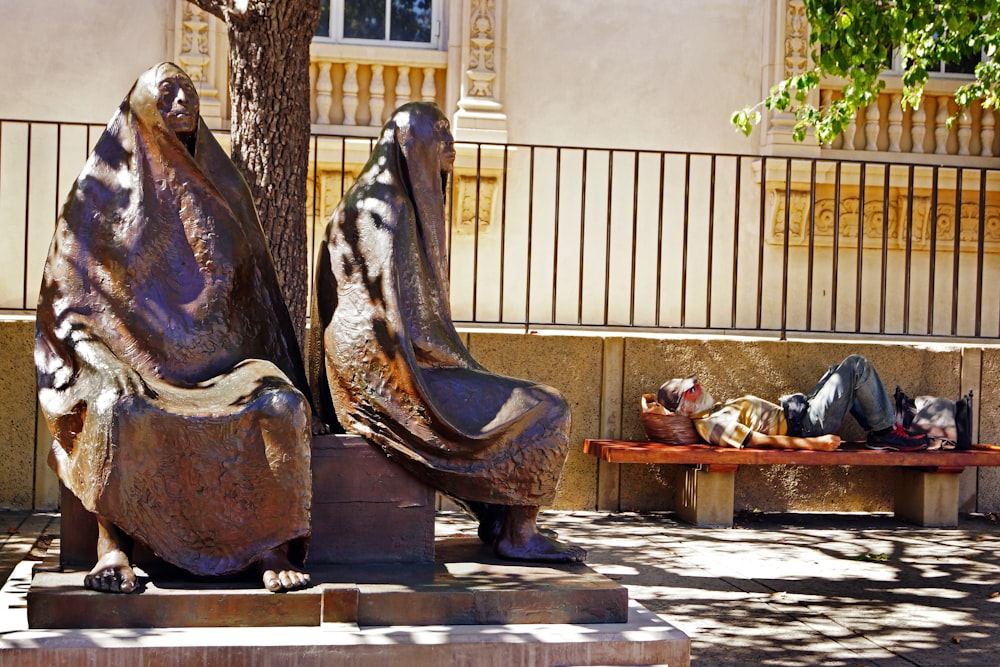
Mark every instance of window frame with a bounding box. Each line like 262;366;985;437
315;0;444;51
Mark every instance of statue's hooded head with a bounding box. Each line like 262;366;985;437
129;62;201;151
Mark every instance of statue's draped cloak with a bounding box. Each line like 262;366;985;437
314;103;570;506
35;64;311;576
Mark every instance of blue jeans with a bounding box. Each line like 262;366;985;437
781;355;895;437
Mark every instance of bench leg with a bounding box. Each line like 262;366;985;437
675;466;735;527
893;469;960;528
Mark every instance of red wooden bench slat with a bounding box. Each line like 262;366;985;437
583;439;1000;468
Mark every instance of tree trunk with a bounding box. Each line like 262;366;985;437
188;0;320;351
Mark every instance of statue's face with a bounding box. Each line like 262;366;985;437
155;72;199;136
434;117;455;174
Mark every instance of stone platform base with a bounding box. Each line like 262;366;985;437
27;538;628;629
3;598;690;667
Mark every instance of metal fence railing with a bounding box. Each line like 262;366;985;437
4;118;999;341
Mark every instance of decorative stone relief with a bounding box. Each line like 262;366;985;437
453;0;507;142
467;0;497;98
175;1;225;123
783;1;808;78
453;174;498;233
306;169;359;223
768;187;1000;251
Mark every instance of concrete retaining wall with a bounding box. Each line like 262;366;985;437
4;314;998;515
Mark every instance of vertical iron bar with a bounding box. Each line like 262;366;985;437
525;146;535;327
806;160;817;332
681;154;691;327
731;156;742;329
903;165;915;335
472;144;483;321
577;149;588;324
629;151;640;326
951;168;963;336
550;147;561;325
706;154;717;329
879;163;890;333
499;145;510;322
976;168;986;337
21;124;32;310
756;156;767;329
603;151;614;325
928;166;940;334
855;162;866;333
780;159;792;339
831;162;842;331
655;153;666;327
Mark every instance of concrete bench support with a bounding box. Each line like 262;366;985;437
893;468;961;527
676;466;736;527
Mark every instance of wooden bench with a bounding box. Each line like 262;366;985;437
583;439;1000;528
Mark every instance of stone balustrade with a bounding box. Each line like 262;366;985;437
821;83;999;158
309;43;448;131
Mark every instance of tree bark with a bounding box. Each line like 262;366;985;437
188;0;320;351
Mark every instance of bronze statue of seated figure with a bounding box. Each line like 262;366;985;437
35;63;313;593
312;102;586;563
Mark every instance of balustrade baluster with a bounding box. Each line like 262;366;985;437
842;111;857;150
864;102;880;150
315;61;333;125
934;96;949;154
911;104;926;153
982;108;996;157
370;64;385;127
396;66;412;105
957;109;972;156
888;94;902;152
421;67;437;103
343;62;359;125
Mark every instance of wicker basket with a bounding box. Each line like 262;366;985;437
640;393;702;444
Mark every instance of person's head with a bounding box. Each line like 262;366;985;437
657;375;714;416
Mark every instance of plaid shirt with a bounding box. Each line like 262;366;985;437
691;396;787;448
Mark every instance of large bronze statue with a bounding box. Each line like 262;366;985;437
35;63;312;593
313;102;585;563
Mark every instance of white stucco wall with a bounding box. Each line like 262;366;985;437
0;0;174;123
502;0;765;152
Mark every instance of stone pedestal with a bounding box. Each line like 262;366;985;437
309;434;435;564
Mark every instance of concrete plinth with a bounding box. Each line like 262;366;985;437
309;434;436;564
4;598;690;667
675;466;736;527
894;468;961;527
27;538;628;629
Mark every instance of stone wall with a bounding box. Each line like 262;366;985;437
4;316;998;515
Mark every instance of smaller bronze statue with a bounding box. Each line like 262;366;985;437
35;63;312;592
313;102;585;563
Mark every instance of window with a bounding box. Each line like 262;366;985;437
887;47;985;78
316;0;441;49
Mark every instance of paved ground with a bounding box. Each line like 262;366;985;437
4;509;999;666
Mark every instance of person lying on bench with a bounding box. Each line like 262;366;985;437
657;354;927;452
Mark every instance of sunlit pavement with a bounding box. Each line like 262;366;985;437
5;510;999;666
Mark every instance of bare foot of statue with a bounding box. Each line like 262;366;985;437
257;544;311;592
85;517;137;593
465;501;558;545
493;505;587;563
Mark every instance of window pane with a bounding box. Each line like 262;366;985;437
316;0;331;37
944;50;981;75
344;0;386;40
389;0;431;43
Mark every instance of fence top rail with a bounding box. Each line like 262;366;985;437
6;117;999;173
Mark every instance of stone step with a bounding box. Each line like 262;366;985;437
27;538;628;629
